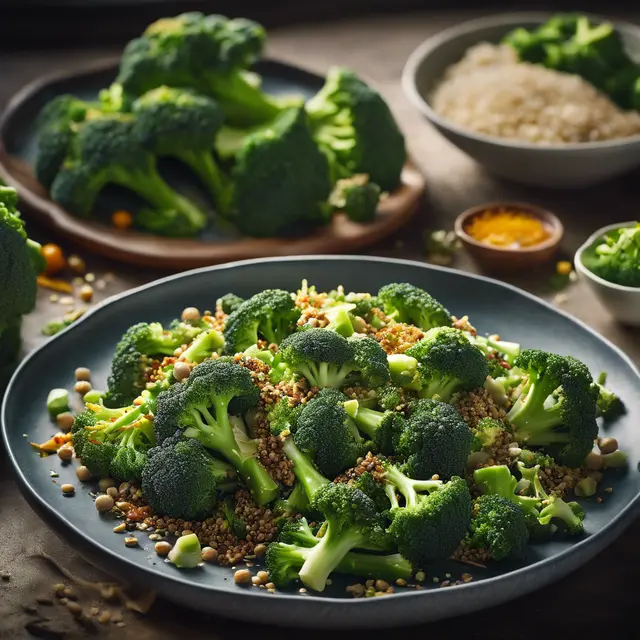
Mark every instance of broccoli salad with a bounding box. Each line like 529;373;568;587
39;281;629;594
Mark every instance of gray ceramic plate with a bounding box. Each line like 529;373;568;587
2;256;639;628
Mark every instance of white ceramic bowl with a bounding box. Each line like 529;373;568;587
402;12;640;188
575;221;640;327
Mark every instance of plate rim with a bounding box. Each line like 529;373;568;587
0;59;423;270
3;254;640;625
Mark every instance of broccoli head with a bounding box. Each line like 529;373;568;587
328;174;382;223
471;417;507;452
404;327;489;401
278;328;389;389
506;349;599;467
217;292;245;315
153;358;278;505
378;282;451;331
594;381;626;421
388;476;472;568
344;400;406;455
297;482;391;592
397;399;473;480
132;86;230;212
142;434;237;520
223;289;299;354
306;67;406;191
469;494;530;561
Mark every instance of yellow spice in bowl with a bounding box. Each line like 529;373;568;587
465;209;551;248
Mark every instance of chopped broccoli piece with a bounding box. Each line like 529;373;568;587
217;293;245;315
506;350;599;467
223;289;299;354
471;417;507;452
328;174;382;223
153;358;278;505
179;328;224;364
344;400;406;454
141;434;236;520
378;282;451;331
168;532;202;569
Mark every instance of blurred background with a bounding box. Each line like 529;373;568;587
1;1;638;50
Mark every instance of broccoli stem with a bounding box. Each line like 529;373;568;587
112;166;207;233
176;149;231;215
507;374;564;437
336;552;412;582
351;406;383;438
186;398;279;506
298;527;364;592
281;436;330;500
387;354;419;388
297;361;353;388
419;378;460;402
384;465;442;508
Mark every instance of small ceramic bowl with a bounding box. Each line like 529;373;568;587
454;201;564;273
575;221;640;327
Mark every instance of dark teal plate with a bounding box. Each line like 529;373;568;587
2;256;639;628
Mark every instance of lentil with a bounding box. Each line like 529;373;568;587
55;412;75;432
57;444;73;462
74;367;91;381
98;611;111;625
74;380;92;396
173;361;191;382
155;541;172;557
98;477;116;491
61;484;75;495
79;284;94;303
234;569;251;585
67;255;86;274
585;451;604;470
124;537;138;548
181;307;201;323
95;494;115;512
597;437;618;455
113;523;126;533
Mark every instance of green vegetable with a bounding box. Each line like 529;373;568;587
345;400;406;455
328;174;381;223
581;224;640;288
47;388;70;417
378;282;451;331
168;532;202;568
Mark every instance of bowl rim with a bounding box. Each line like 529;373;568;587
454;200;564;254
401;11;640;152
575;220;640;292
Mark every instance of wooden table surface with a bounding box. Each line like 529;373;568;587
1;10;639;639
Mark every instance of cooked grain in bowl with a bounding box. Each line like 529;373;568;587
430;43;640;145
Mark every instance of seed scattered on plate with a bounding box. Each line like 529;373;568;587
61;484;75;495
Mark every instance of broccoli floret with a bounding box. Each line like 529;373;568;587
50;114;207;237
141;434;236;520
153;358;278;505
73;402;155;482
404;327;489;402
179;328;224;364
373;384;405;411
266;517;412;589
34;95;91;189
116;13;294;126
378;283;451;331
506;350;599;467
379;459;443;509
469;494;530;561
470;334;521;366
297;482;391;592
217;292;245;315
167;532;202;569
221;496;248;539
104;321;202;407
594;382;626;421
328;174;382;223
471;417;507;452
0;186;43;336
306;67;406;191
397;399;473;480
518;448;556;468
278;328;389;389
473;465;541;519
132;86;230;212
223;289;299;354
344;400;406;455
0;318;22;365
273;482;312;518
388;476;472;568
225;108;333;237
581;224;640;288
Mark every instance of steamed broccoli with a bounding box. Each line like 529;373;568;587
0;186;44;353
328;174;382;223
506;350;599;467
397;399;473;480
153;358;278;505
141;434;236;520
297;482;391;591
473;465;542;519
266;517;412;588
116;13;295;126
388;476;472;567
50;114;208;236
581;224;640;288
104;321;202;407
379;459;443;508
278;328;389;389
223;289;299;354
344;400;406;454
378;283;451;330
306;67;406;191
594;379;626;421
404;327;489;401
217;292;245;315
224;107;333;237
469;494;530;561
471;417;507;452
179;328;224;364
132;86;230;212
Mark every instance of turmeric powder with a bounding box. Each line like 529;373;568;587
466;208;550;248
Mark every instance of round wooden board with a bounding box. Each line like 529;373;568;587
0;58;426;271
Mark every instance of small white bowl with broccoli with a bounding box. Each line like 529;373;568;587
575;221;640;326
